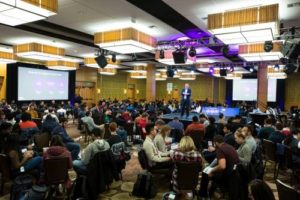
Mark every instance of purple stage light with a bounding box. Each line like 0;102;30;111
209;67;214;73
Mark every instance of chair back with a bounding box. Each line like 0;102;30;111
44;157;69;185
83;123;92;134
124;122;134;137
189;131;204;150
138;149;150;170
176;162;201;190
262;139;277;162
111;142;125;158
0;154;11;182
284;146;294;169
34;133;50;150
276;179;300;200
170;129;183;143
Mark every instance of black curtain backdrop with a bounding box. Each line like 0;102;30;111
225;79;285;110
6;62;75;104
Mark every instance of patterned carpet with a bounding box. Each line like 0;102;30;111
1;121;298;199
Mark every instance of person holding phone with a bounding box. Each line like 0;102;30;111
4;133;42;177
180;83;192;118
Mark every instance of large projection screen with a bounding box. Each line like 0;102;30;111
233;79;277;102
18;67;69;101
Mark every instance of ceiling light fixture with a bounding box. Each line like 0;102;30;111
0;50;16;63
47;60;78;71
98;68;117;75
14;43;64;61
94;28;156;54
207;4;279;44
188;46;197;57
0;0;58;26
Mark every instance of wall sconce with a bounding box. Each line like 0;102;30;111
97;88;101;94
168;90;171;94
123;89;127;94
136;89;140;94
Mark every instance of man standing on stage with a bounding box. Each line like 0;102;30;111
181;83;192;118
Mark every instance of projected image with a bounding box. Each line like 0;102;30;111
233;79;277;102
18;67;69;101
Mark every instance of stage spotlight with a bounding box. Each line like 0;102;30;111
209;67;214;74
94;54;107;68
264;41;273;52
221;45;229;56
159;49;165;59
191;70;195;74
172;49;186;64
188;46;197;57
229;65;234;72
166;67;175;78
111;54;116;63
249;67;254;72
274;64;280;71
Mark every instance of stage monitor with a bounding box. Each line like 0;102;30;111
18;67;69;101
232;79;277;102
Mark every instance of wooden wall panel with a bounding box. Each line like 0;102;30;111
285;73;300;110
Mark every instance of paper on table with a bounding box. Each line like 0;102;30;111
203;166;213;174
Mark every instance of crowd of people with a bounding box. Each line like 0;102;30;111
0;98;299;199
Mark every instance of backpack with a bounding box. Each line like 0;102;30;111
21;185;48;200
71;175;88;200
131;172;157;199
10;174;34;200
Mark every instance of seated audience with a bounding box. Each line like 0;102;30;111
167;117;184;134
52;118;80;160
137;112;149;139
199;135;240;198
154;125;171;153
19;112;38;131
204;117;217;142
27;104;39;119
249;179;275;200
0;122;13;153
268;122;286;144
116;125;128;144
107;122;122;147
4;133;42;177
242;125;257;153
223;124;236;147
81;111;102;134
199;113;209;128
287;128;300;168
73;129;109;174
143;123;171;168
170;136;202;193
41;115;59;133
42;108;59;123
6;112;16;126
235;129;252;166
185;116;205;136
217;113;226;124
258;118;275;140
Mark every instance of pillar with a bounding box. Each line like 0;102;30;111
213;77;220;105
257;63;268;112
146;64;156;101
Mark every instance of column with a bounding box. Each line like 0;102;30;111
146;64;156;101
213;77;220;105
257;63;268;112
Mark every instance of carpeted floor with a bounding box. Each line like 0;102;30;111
1;121;297;199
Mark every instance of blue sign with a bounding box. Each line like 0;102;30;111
202;107;240;117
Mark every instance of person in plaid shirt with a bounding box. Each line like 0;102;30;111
170;136;203;193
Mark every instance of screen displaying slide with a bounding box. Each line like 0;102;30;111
18;67;69;101
233;79;277;102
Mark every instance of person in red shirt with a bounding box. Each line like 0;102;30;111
19;112;38;130
137;113;149;139
185;116;205;136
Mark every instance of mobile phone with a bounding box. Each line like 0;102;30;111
208;141;212;147
20;166;25;173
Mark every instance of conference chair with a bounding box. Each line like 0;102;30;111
262;139;279;179
137;149;169;174
33;132;50;153
176;162;202;198
276;179;300;200
44;157;70;199
189;130;204;151
124;122;134;141
0;154;11;195
103;123;111;140
284;146;300;184
83;123;93;144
